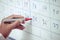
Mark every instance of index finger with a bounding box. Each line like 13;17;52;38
1;14;24;24
7;14;24;19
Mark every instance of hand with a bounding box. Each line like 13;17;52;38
0;15;25;38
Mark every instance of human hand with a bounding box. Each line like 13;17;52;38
0;15;25;38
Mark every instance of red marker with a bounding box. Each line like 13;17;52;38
3;18;32;23
25;18;32;21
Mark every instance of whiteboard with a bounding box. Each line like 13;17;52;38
0;0;60;40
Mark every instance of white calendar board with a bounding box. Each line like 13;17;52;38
0;0;60;40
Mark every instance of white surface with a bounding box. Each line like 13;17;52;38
0;0;60;40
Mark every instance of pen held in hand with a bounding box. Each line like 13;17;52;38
3;18;32;24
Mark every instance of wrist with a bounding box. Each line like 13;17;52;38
0;28;11;38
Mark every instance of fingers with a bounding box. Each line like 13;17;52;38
7;14;24;19
1;14;24;24
10;20;20;27
9;20;25;30
15;25;25;30
1;14;25;30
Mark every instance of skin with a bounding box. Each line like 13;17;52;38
0;15;25;38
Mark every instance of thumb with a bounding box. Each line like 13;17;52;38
10;20;20;29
